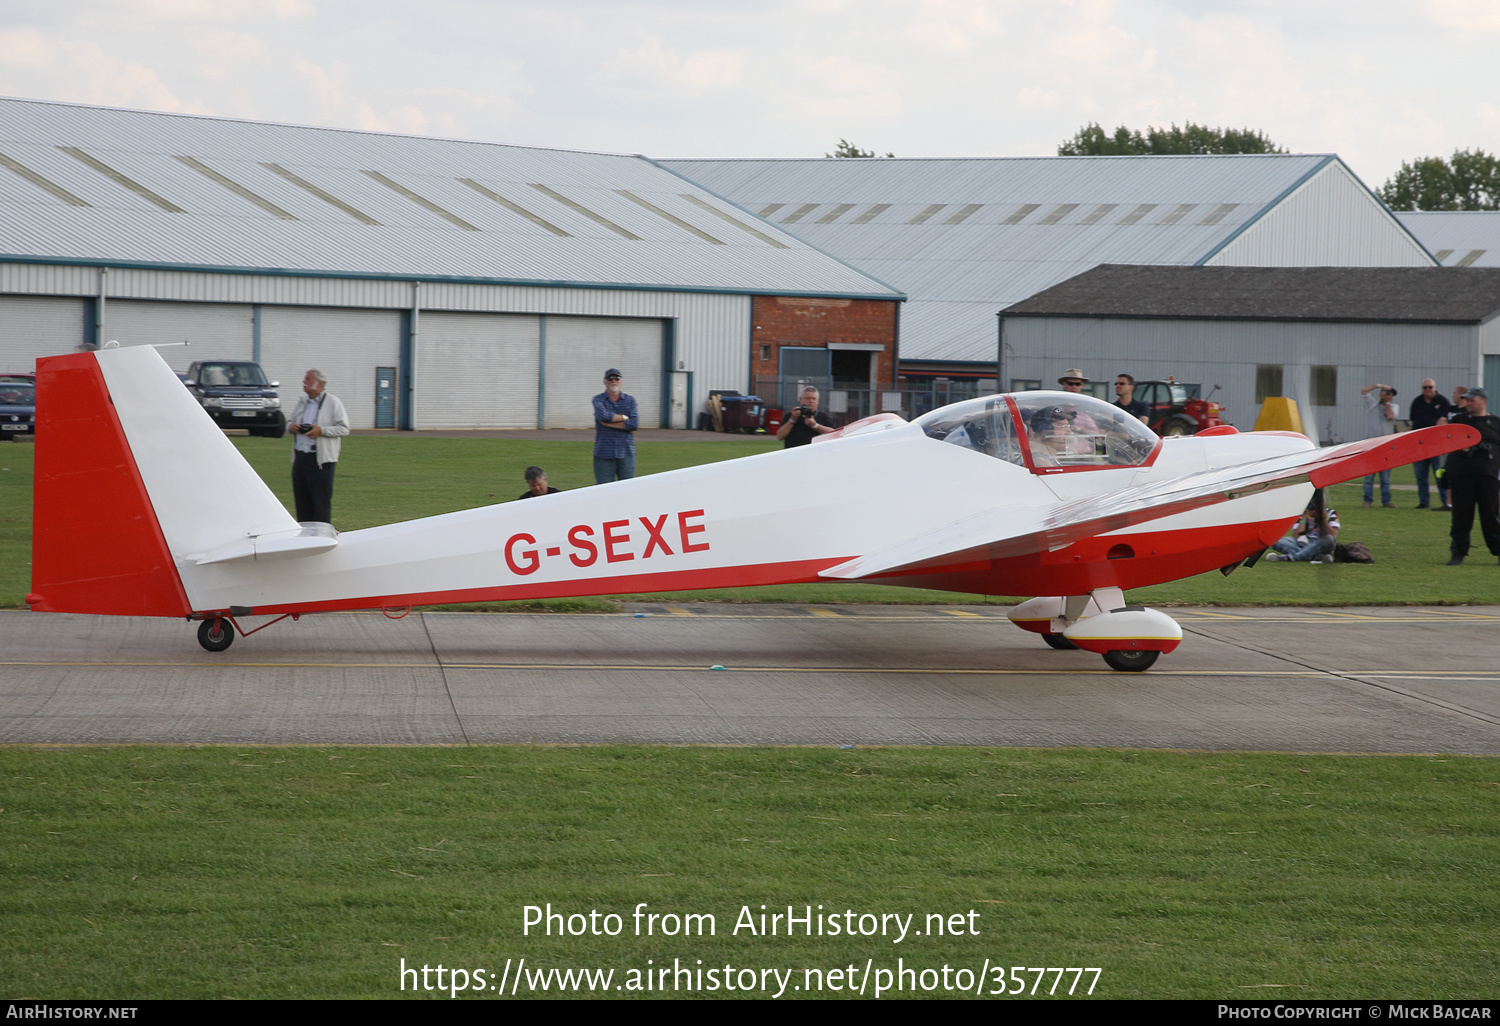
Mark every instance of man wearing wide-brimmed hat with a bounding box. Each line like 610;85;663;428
1057;368;1090;391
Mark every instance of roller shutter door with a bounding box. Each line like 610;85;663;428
105;300;253;374
416;312;541;428
259;307;402;431
0;296;85;374
543;316;662;429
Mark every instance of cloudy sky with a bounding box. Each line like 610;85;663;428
1;0;1495;188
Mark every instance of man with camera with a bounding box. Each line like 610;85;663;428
288;368;350;525
1442;386;1500;565
776;386;835;448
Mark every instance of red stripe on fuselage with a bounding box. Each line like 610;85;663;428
28;354;190;616
859;518;1295;596
195;557;847;618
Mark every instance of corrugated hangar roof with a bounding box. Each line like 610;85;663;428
1002;264;1500;324
659;154;1418;363
0;97;900;299
1397;211;1500;267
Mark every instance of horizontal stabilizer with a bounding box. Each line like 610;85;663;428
822;424;1479;581
196;523;339;565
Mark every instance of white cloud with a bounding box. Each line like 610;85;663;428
605;37;745;92
0;29;207;113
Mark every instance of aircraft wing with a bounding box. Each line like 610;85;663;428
820;424;1479;580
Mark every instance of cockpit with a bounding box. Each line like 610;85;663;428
914;392;1159;472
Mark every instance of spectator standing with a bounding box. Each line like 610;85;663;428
776;386;835;448
592;368;638;484
1443;387;1500;565
1360;383;1398;507
518;466;561;500
288;369;349;524
1112;373;1149;424
1057;369;1101;435
1409;378;1454;509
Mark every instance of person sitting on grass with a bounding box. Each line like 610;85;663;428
1265;489;1339;562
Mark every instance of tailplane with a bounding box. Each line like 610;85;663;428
29;346;299;616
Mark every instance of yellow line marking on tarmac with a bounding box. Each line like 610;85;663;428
3;660;1497;680
664;606;694;617
808;608;842;618
940;610;984;618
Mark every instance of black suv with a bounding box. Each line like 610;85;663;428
183;361;286;437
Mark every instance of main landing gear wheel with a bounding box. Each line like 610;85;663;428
197;618;234;652
1103;649;1158;672
1041;632;1077;650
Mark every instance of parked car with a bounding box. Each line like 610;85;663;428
182;360;285;437
1134;379;1226;436
0;379;35;440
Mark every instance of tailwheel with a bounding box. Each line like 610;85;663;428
1041;632;1077;650
1102;649;1158;672
197;617;234;652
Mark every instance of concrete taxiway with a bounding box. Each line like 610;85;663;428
1;605;1497;753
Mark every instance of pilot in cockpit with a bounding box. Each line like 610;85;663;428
1028;407;1075;467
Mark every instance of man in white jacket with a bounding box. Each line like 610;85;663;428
287;369;350;524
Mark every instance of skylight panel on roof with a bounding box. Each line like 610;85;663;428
60;146;184;213
1000;204;1040;225
908;204;946;224
943;204;983;225
1456;249;1486;266
679;194;789;248
262;163;380;225
816;203;855;224
457;179;570;236
174;155;295;220
1434;249;1454;263
1037;204;1079;225
0;150;90;207
364;171;479;231
757;203;784;217
1156;203;1196;225
781;203;819;223
1077;204;1117;226
852;203;890;224
615;190;724;244
528;183;642;240
1115;204;1156;225
1197;203;1238;225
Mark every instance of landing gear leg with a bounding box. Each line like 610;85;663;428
197;617;234;652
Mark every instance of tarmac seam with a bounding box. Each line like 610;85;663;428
421;612;471;746
1181;624;1500;729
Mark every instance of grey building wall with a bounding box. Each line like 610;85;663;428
1000;315;1473;444
0;262;755;429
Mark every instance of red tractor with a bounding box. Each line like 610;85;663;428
1134;379;1226;436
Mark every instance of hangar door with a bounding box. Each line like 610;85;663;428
542;316;663;429
416;312;541;429
105;300;254;373
0;296;85;374
259;307;402;431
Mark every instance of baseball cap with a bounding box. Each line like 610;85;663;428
604;368;622;380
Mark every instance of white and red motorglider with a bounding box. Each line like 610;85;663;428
29;346;1478;671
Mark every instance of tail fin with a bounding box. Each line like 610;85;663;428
29;346;298;616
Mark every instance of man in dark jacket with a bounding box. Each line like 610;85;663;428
1410;378;1454;509
1443;387;1500;565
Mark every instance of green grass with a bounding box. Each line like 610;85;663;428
3;436;1496;609
2;745;1496;999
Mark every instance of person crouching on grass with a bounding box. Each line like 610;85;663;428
1265;489;1339;562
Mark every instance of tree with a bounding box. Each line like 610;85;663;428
826;138;893;158
1057;121;1286;156
1377;149;1500;211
